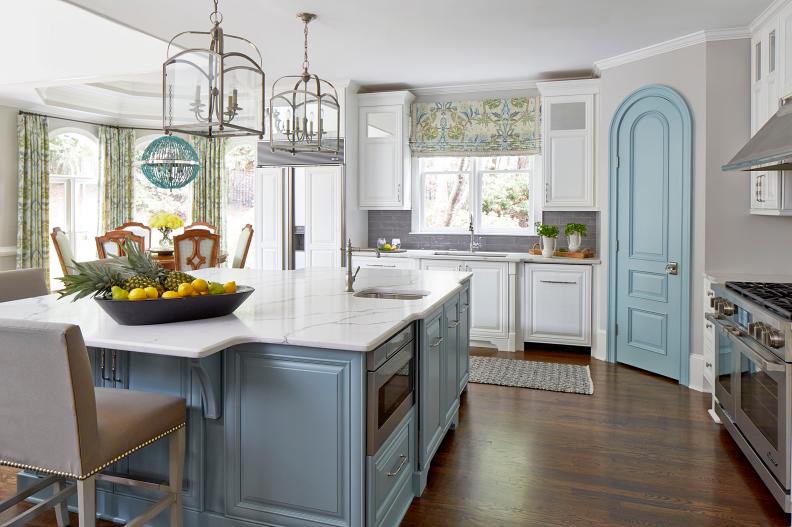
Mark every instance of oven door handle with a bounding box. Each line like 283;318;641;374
705;313;786;373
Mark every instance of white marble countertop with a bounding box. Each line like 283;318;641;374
705;271;792;284
0;268;471;358
352;248;600;265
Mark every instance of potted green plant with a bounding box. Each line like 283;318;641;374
564;223;587;252
535;222;559;257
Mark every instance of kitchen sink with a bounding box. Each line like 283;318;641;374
353;288;430;300
432;251;507;257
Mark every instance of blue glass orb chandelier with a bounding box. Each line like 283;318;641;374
138;135;200;189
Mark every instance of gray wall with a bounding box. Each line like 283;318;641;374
0;105;18;271
368;210;598;253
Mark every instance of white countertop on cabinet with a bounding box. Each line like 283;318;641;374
705;271;792;284
353;249;600;264
0;268;471;358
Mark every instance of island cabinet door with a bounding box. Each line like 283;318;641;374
418;307;444;470
224;346;364;527
457;281;471;394
443;293;460;426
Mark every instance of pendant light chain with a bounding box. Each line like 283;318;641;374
210;0;223;24
302;18;310;75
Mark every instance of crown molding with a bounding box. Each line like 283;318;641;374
750;0;789;32
594;28;751;74
409;79;539;97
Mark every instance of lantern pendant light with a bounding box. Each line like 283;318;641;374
162;0;266;138
269;13;340;155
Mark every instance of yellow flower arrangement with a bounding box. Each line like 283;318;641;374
149;212;184;230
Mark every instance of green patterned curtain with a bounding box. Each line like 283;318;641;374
191;136;227;250
99;126;135;232
410;96;541;156
16;113;50;277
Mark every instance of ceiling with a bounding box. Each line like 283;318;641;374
0;0;773;124
62;0;772;88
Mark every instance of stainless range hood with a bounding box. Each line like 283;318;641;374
724;99;792;172
257;139;344;167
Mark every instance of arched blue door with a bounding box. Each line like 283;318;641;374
608;85;692;383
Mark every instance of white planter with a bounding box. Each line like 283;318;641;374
568;232;582;252
541;237;556;258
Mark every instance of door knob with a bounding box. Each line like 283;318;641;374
665;262;678;275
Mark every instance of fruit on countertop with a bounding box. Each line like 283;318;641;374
383;243;392;251
111;286;129;301
177;283;195;297
208;282;225;295
128;288;148;301
164;270;196;292
144;286;159;299
223;281;237;294
161;291;180;299
192;278;208;293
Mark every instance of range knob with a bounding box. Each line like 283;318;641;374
712;298;736;316
767;329;785;349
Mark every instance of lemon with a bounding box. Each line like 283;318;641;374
223;281;237;294
161;291;180;299
144;286;159;299
128;288;148;301
192;278;208;293
383;243;392;250
177;283;195;297
208;283;225;295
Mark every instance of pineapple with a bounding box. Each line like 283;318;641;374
57;260;126;301
114;240;166;294
163;270;196;292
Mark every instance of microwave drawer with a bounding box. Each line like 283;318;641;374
368;323;415;371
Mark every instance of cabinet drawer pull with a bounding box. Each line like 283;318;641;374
100;350;111;381
369;263;396;268
387;454;408;477
539;280;577;285
448;320;459;329
430;337;444;349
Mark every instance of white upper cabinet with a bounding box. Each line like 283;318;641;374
536;79;598;210
749;7;792;215
357;91;414;210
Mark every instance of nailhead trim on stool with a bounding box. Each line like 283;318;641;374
0;422;185;480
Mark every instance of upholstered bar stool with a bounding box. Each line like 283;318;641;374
0;269;48;303
0;319;187;527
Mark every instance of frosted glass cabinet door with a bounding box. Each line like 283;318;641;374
541;94;595;210
358;105;406;209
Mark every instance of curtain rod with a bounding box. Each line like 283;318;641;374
18;110;165;133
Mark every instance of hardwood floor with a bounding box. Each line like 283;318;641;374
1;347;789;527
400;347;790;527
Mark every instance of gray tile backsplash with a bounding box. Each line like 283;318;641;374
368;210;599;254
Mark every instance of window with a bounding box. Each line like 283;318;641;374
48;130;100;281
225;141;257;267
132;135;191;246
414;155;540;235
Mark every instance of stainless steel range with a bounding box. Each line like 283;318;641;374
708;281;792;512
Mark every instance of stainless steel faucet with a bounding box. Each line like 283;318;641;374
345;239;380;292
468;214;481;253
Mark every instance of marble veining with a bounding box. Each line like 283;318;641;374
0;268;471;357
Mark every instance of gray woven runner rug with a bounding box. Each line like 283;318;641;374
468;356;594;395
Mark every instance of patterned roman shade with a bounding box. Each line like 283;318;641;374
410;96;541;157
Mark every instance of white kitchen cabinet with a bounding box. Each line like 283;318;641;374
522;263;591;346
255;167;283;270
352;255;417;270
420;259;518;351
304;166;342;267
358;91;414;210
536;79;599;210
750;15;792;215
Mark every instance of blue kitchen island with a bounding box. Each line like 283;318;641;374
0;267;471;527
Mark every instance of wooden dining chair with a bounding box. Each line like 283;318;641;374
173;229;219;271
231;224;254;268
51;227;77;276
116;222;152;249
183;221;217;234
95;231;145;259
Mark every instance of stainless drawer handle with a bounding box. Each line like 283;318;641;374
539;280;577;285
448;320;459;329
387;454;408;477
369;264;396;268
430;337;444;349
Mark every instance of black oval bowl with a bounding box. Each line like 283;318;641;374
95;286;255;326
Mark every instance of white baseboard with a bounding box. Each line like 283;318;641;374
688;354;705;392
